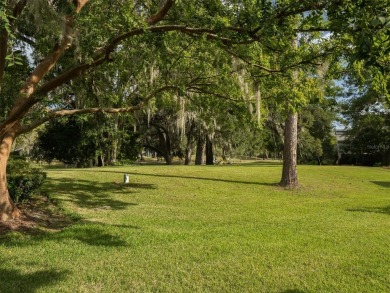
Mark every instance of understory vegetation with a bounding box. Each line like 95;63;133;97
7;157;46;203
1;163;389;292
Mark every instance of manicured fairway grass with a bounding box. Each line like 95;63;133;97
1;163;390;292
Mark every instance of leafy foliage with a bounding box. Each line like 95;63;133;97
344;113;390;166
298;104;337;165
32;115;141;167
7;157;47;203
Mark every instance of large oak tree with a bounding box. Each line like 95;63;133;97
0;0;178;220
0;0;388;220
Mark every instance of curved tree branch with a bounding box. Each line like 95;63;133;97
0;0;89;136
146;0;175;25
36;24;258;98
1;0;176;137
222;46;282;73
17;85;181;135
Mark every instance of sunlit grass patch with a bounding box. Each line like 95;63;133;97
1;164;389;292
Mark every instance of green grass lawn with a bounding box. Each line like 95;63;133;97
1;163;390;292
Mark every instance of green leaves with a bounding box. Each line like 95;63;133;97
5;54;24;67
0;0;12;33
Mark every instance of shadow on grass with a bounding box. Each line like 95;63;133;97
0;267;68;293
371;181;390;188
347;205;390;215
0;220;139;248
53;223;137;247
0;195;75;236
59;169;278;187
231;160;283;167
126;171;278;186
0;174;148;247
45;177;156;210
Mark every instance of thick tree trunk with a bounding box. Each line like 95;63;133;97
383;150;390;166
97;154;105;167
164;132;172;165
0;132;21;220
159;130;172;165
195;136;205;165
205;136;214;165
184;147;192;165
164;154;173;165
184;122;195;165
111;113;119;164
279;112;299;187
150;126;173;165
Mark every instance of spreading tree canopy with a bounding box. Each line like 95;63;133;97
0;0;388;220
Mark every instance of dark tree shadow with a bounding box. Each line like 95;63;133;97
127;171;277;186
61;169;278;187
0;196;75;236
0;268;68;293
0;220;140;248
371;181;390;188
52;224;135;247
1;175;149;236
347;205;390;215
232;161;283;167
45;177;156;210
1;184;141;248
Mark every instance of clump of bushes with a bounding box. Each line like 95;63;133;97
7;156;47;203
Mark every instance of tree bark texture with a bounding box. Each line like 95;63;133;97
184;121;195;165
279;112;299;187
205;136;214;165
383;150;390;166
195;136;205;165
184;146;192;165
156;127;172;165
111;113;119;164
0;131;21;220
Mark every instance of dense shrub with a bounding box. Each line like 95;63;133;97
32;115;142;167
7;157;47;203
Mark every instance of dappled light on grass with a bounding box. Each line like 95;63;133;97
44;177;155;210
0;165;389;292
